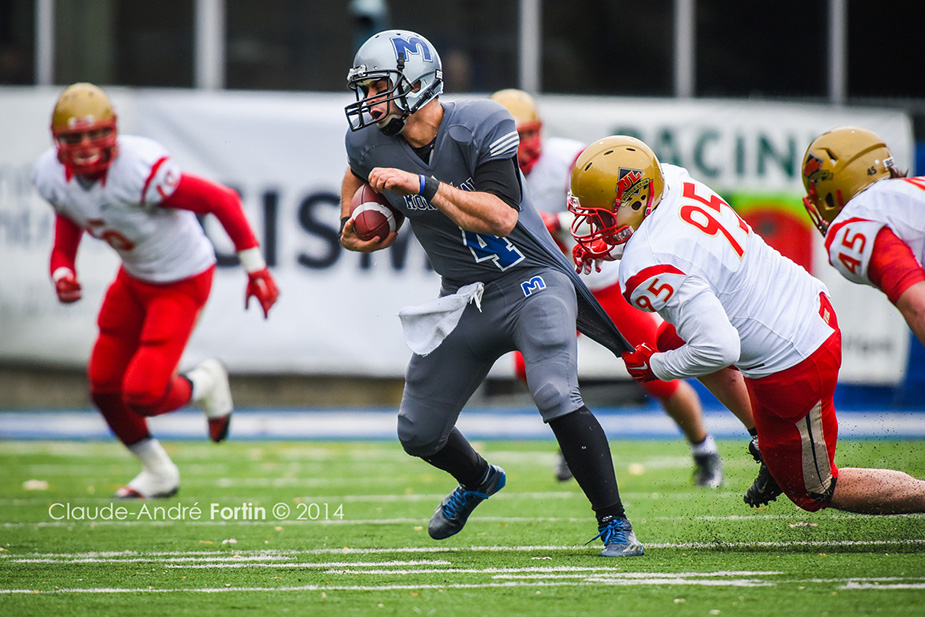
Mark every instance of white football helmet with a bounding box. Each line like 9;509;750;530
345;29;443;136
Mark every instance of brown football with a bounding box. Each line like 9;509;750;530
350;184;404;241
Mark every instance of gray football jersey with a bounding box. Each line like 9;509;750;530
345;99;630;354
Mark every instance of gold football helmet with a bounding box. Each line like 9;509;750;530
490;88;541;130
568;135;665;253
801;126;896;235
491;88;543;174
51;82;118;175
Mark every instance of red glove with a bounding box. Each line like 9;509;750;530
53;269;82;304
621;343;657;383
572;239;616;275
245;268;279;319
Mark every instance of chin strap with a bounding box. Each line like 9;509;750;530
379;114;407;136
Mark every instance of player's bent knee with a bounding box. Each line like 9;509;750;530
784;480;836;512
643;377;680;400
532;382;571;418
123;388;167;417
396;414;444;457
656;322;685;352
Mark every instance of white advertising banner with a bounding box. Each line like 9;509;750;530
0;87;914;383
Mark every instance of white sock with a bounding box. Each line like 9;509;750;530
127;438;176;475
690;434;717;456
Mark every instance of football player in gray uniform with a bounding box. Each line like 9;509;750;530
340;30;644;557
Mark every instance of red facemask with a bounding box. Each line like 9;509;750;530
517;122;543;174
53;118;118;177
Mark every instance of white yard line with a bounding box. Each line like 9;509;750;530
5;538;924;561
7;573;925;594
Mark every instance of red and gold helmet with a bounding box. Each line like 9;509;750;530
51;83;118;176
801;126;895;235
490;88;543;174
567;135;664;254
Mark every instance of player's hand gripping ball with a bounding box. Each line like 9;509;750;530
350;184;404;242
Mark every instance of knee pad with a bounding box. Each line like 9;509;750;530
122;380;170;417
532;381;571;419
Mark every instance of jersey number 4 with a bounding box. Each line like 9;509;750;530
462;230;525;270
679;183;749;258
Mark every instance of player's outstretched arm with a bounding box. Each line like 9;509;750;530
162;173;279;318
896;281;925;346
866;227;925;346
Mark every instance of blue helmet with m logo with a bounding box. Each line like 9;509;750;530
346;29;444;135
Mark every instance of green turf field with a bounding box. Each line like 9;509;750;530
2;438;924;616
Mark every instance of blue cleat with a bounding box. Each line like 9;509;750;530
428;465;506;540
590;516;645;557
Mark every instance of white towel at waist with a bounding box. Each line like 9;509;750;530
397;282;485;356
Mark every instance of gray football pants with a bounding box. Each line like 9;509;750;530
397;266;584;457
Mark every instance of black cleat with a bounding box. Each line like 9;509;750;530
428;465;506;540
744;437;783;507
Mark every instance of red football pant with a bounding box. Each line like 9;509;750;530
514;282;680;400
658;294;841;511
89;266;214;446
745;325;841;512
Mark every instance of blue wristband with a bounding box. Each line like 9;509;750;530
419;174;427;195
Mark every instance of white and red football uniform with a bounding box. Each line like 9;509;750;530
33;135;260;447
516;137;679;399
823;176;925;304
34;136;217;283
526;137;585;213
619;165;841;511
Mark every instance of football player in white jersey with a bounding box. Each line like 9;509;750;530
32;83;280;499
491;88;755;488
801;126;925;345
569;135;925;515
